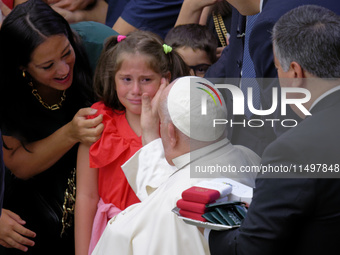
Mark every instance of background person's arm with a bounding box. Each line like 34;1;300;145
112;16;137;35
175;0;218;26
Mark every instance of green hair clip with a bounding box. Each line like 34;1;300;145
163;44;172;54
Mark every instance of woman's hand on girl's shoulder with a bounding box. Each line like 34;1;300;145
68;107;104;145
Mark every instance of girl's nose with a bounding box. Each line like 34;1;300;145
131;81;142;95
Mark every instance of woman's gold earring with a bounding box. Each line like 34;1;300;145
22;71;26;78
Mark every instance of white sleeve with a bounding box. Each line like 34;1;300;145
122;138;177;201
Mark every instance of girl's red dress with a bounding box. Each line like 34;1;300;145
89;101;141;209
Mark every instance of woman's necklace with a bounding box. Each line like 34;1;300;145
29;81;66;110
213;13;228;47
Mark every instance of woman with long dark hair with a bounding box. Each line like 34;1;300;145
0;0;103;253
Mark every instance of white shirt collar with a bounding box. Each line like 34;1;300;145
309;85;340;111
260;0;264;12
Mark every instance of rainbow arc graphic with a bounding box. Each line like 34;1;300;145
196;82;222;115
196;82;222;106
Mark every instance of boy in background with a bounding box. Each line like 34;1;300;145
165;24;218;77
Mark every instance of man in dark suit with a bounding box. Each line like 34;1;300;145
206;0;340;157
246;0;340;137
205;6;276;157
208;5;340;255
205;6;245;80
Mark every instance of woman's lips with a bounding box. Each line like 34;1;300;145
54;72;70;83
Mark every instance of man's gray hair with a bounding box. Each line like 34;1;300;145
272;5;340;78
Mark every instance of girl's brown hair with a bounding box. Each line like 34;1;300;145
93;30;190;110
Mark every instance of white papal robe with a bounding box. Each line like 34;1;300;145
92;138;260;255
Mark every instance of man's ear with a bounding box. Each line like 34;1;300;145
167;122;177;148
289;61;305;87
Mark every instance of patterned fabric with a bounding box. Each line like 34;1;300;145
241;14;261;118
